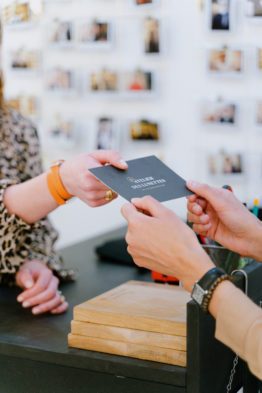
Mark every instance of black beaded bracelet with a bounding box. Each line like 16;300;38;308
202;274;232;313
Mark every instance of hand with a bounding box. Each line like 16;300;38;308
187;181;262;260
16;260;68;315
59;150;128;207
121;196;214;292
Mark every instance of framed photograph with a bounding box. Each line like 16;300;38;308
201;100;238;126
10;48;41;71
256;101;262;125
144;17;160;54
76;19;112;49
130;119;160;140
246;0;262;17
89;69;118;92
207;47;244;75
49;19;74;46
96;117;118;150
207;0;232;31
208;150;243;175
123;69;153;92
48;114;77;149
6;95;39;118
257;48;262;71
2;1;43;27
46;68;75;93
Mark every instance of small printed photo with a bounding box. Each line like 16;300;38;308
208;150;243;175
144;17;160;54
49;19;73;45
130;119;160;140
257;48;262;71
90;69;118;92
135;0;154;5
3;1;43;26
77;19;112;46
256;101;262;125
46;68;74;91
246;0;262;17
48;114;77;147
208;47;243;74
202;100;237;126
209;0;231;31
10;49;40;71
96;117;117;150
124;69;153;92
6;95;38;118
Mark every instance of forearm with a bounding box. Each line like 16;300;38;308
4;173;58;224
210;280;262;379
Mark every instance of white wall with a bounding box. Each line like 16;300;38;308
3;0;262;248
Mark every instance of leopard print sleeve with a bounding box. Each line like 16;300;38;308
0;108;76;285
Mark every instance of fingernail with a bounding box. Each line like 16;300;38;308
119;159;128;167
22;301;30;308
193;204;201;214
17;295;24;302
25;280;33;289
32;308;40;315
187;180;200;189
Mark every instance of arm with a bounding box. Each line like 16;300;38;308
121;196;262;379
4;150;128;224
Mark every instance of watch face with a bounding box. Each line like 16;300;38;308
192;283;208;305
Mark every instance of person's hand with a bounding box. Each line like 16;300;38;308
187;181;262;260
121;196;214;292
59;150;128;207
16;260;68;315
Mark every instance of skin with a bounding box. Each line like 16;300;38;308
4;150;127;224
4;150;127;315
186;181;262;261
121;187;262;320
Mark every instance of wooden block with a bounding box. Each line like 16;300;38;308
68;333;186;367
71;320;186;351
73;281;189;336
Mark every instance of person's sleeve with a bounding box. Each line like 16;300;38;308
19;119;76;282
215;284;262;379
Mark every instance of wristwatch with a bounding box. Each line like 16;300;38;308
191;267;230;313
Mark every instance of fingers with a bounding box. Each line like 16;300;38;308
131;196;166;218
90;150;128;170
21;276;59;309
16;267;34;289
31;291;66;315
193;223;212;235
187;212;210;225
17;268;53;303
51;301;69;315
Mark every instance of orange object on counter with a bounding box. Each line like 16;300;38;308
151;271;179;285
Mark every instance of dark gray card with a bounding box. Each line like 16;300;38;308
89;155;193;202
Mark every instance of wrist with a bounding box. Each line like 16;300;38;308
181;250;215;292
208;280;234;318
247;220;262;261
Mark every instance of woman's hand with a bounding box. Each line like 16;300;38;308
16;260;68;315
121;196;214;292
187;181;262;260
59;150;128;207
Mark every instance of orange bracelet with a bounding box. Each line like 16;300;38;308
50;165;72;200
47;161;72;206
47;172;66;205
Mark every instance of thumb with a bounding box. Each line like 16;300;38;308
131;196;165;218
91;150;128;170
186;181;228;209
16;267;34;289
121;202;138;221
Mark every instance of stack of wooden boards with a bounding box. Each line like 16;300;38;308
68;280;190;366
